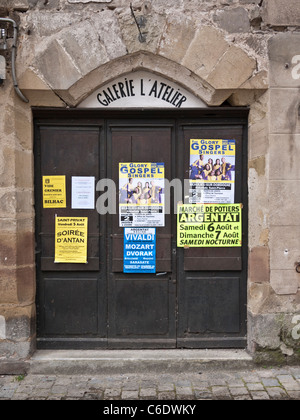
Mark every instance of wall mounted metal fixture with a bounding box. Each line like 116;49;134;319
0;17;29;103
130;3;146;43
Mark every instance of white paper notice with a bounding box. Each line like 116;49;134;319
72;177;95;209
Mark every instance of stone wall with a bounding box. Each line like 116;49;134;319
248;30;300;364
0;0;299;368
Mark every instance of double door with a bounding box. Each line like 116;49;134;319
35;110;248;349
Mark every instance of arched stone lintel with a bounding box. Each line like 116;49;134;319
57;51;224;107
19;51;267;108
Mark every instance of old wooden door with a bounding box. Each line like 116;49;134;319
107;121;176;347
176;118;248;348
34;110;248;349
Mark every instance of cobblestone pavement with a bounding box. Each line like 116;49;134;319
1;366;300;400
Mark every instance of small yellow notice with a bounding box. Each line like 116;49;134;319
43;176;66;208
55;217;88;264
177;203;242;248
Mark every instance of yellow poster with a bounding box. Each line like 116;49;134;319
55;217;88;263
177;203;242;248
43;176;66;208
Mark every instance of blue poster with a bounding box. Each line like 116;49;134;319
124;228;156;273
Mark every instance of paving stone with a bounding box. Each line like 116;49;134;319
157;383;175;392
277;374;295;382
261;378;281;387
122;382;140;391
266;387;288;400
0;389;16;398
281;383;300;391
258;370;278;378
31;388;50;398
233;395;252;400
241;374;261;383
272;369;291;375
121;390;139;400
227;378;245;387
211;386;231;399
103;388;121;399
36;381;53;389
11;393;28;400
139;380;158;389
194;390;213;400
51;385;67;395
41;376;57;381
209;378;228;386
193;381;210;388
66;387;86;398
89;378;105;385
54;377;75;386
15;384;37;394
175;380;192;387
157;391;176;400
229;387;250;396
246;383;265;391
82;391;104;400
140;388;157;399
250;391;270;400
175;386;194;399
277;376;300;391
287;391;300;400
289;369;300;379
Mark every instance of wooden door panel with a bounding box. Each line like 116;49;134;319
182;276;241;334
39;127;100;271
177;120;248;348
35;124;107;348
108;123;176;344
184;248;242;271
44;277;98;335
113;278;171;336
182;126;243;271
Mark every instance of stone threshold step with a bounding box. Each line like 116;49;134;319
29;349;254;375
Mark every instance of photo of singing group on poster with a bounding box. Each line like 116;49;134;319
189;139;236;204
119;163;165;227
119;179;164;205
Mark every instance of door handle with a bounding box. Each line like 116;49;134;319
156;272;167;276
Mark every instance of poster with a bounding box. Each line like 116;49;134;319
55;217;88;263
177;203;242;248
119;163;165;227
71;176;95;209
124;228;156;273
43;175;66;208
189;139;236;204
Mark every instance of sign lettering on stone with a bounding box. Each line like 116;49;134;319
79;71;207;109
